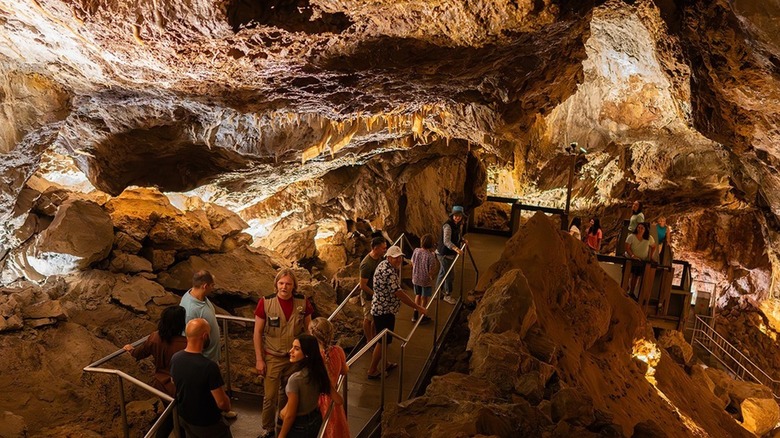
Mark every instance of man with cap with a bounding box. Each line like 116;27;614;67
437;205;467;304
366;245;427;379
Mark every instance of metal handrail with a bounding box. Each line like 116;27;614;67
691;315;780;397
83;334;179;438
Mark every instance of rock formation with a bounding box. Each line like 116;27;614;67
384;213;770;437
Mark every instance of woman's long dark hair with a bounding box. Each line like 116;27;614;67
588;218;601;235
634;222;650;240
570;217;581;229
159;306;186;343
295;334;331;395
633;201;643;214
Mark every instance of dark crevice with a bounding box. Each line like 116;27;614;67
226;0;352;34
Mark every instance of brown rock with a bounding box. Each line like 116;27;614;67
0;411;27;438
550;388;595;426
157;245;280;298
141;248;177;271
469;331;522;394
113;231;143;254
204;203;248;238
105;187;222;252
22;299;66;321
467;269;537;351
109;252;153;274
111;276;167;313
256;220;317;262
656;329;693;366
25;199;114;276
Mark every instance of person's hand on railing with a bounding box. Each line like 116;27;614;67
122;344;134;352
256;358;266;376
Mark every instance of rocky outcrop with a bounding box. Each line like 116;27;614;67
157;245;283;298
2;199;113;281
106;188;224;252
705;367;780;436
386;212;754;437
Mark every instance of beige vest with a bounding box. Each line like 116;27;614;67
263;294;307;357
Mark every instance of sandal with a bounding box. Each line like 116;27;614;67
386;362;398;372
367;371;383;380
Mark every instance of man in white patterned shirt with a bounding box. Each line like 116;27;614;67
365;245;427;379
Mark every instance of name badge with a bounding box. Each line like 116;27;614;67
268;316;280;328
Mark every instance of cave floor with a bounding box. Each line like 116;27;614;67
228;233;509;437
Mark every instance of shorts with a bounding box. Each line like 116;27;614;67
630;263;644;276
414;285;432;298
360;294;373;321
372;313;396;344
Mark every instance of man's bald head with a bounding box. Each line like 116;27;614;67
185;318;210;339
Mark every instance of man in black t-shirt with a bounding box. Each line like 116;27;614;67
170;318;233;438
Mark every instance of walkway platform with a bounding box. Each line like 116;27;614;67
228;233;508;438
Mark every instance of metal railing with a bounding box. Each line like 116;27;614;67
691;315;780;398
82;337;180;438
318;240;479;437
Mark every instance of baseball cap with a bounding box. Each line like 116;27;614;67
451;205;465;216
386;245;403;258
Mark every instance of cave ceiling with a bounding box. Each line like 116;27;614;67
2;0;780;298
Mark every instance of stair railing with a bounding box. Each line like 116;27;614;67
691;314;780;398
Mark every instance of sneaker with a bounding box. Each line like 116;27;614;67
420;316;432;324
412;310;418;322
443;295;457;305
222;410;238;419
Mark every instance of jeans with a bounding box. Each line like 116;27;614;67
288;410;323;438
436;254;456;295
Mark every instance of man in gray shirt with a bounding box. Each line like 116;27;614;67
180;270;221;362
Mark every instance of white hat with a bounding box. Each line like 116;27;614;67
386;245;403;258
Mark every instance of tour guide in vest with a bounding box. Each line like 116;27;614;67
436;205;467;304
253;268;314;438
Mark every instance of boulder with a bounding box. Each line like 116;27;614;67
104;187;222;252
383;373;552;438
656;330;693;366
705;367;780;435
22;299;67;321
0;411;27;437
550;388;596;426
255;216;317;261
469;331;522;394
113;231;143;254
205;203;248;238
25;199;113;276
140;248;177;271
157;246;281;298
741;397;780;436
109;252;153;274
111;276;167;313
467;269;537;351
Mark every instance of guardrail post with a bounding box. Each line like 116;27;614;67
380;334;387;413
222;318;233;395
398;344;405;403
459;252;465;299
433;293;439;349
117;374;129;438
